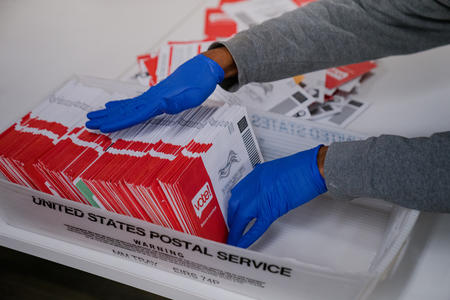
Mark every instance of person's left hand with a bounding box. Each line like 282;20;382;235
85;54;224;133
227;145;328;248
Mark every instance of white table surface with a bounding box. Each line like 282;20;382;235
1;1;449;299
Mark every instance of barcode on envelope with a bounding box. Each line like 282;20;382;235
242;128;260;168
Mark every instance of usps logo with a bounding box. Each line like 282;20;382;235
192;182;213;218
218;150;240;179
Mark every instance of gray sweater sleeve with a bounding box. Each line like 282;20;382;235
213;0;450;90
211;0;450;212
325;132;450;212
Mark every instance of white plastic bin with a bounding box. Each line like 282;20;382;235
0;77;419;300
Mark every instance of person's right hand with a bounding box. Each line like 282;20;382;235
227;145;328;248
86;54;225;133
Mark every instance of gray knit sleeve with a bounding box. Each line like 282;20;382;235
211;0;450;91
324;132;450;212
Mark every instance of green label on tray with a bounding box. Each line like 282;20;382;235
75;180;100;208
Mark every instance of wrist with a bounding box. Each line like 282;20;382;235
307;145;327;195
202;47;237;79
292;145;327;195
317;145;328;179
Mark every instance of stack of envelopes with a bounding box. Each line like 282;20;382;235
0;78;263;243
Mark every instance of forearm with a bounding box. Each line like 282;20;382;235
323;131;450;212
210;0;450;90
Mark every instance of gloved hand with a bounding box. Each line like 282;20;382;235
227;145;327;248
86;54;224;133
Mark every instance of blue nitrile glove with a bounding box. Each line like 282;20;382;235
86;54;224;133
227;145;328;248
